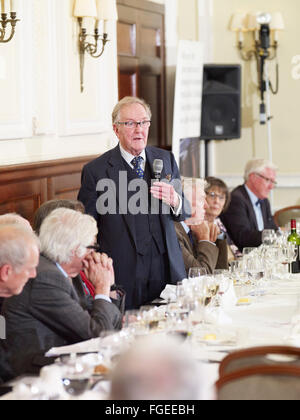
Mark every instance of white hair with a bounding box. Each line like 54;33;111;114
112;96;152;125
0;225;39;272
244;159;278;182
110;334;207;400
0;213;32;231
39;208;98;265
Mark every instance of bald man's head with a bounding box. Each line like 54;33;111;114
0;225;40;297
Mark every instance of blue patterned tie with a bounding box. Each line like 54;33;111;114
188;230;194;246
131;156;144;179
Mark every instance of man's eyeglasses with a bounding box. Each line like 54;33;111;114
116;120;151;129
255;173;277;186
86;244;101;251
206;191;226;201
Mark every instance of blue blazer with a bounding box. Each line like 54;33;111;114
78;145;188;308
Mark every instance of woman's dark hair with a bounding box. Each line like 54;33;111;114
33;199;85;235
205;177;231;213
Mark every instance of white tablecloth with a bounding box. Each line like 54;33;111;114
2;275;300;400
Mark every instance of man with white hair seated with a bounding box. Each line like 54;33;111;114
2;208;123;377
0;224;40;384
221;158;278;251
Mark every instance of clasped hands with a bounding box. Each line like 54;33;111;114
82;252;115;298
187;221;220;243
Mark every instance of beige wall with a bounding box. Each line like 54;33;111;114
1;0;299;210
211;0;300;209
0;0;118;166
165;0;300;209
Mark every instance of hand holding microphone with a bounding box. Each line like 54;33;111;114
150;159;179;208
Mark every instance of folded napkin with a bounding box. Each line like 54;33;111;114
46;338;101;357
205;307;233;326
221;281;238;309
160;284;177;302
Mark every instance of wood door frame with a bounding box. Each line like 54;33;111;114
117;0;167;148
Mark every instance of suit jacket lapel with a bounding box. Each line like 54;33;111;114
106;145;137;248
241;186;259;230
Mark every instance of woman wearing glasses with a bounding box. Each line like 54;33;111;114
205;177;241;262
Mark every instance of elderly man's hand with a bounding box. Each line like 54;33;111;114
150;182;179;209
189;222;220;243
83;252;115;297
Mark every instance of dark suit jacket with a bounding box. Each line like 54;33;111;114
0;345;13;385
2;255;122;376
175;222;228;275
72;275;126;322
220;185;278;251
78;145;188;309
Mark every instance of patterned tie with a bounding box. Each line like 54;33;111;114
187;229;194;247
131;156;144;179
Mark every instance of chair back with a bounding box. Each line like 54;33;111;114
274;206;300;228
219;345;300;377
216;364;300;400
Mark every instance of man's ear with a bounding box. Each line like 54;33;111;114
0;264;12;282
113;124;119;138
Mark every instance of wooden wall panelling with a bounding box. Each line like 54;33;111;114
0;155;97;224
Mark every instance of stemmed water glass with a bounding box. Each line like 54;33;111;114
262;229;276;246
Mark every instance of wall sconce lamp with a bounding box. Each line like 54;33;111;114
73;0;118;92
230;11;285;124
0;0;20;43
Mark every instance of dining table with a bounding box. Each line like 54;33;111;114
1;272;300;401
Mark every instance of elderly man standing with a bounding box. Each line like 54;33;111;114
0;224;40;384
78;96;187;309
221;159;278;251
2;208;122;377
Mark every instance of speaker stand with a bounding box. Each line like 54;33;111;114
265;62;274;207
200;139;215;178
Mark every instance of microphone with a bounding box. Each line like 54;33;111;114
153;159;164;181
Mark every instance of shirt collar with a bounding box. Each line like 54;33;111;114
245;184;260;207
56;262;68;278
181;221;190;234
119;144;146;167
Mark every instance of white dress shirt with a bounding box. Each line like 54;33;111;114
119;143;182;215
244;185;264;232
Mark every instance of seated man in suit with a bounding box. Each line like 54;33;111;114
175;178;228;275
0;224;40;384
32;199;125;313
2;208;123;377
0;213;35;314
221;158;278;251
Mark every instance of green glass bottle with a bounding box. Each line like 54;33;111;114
288;219;300;273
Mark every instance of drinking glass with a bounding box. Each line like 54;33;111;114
188;267;207;281
262;229;276;246
61;354;93;397
242;247;257;257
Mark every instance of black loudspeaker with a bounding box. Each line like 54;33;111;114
200;64;241;140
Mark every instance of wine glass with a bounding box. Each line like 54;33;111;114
262;229;276;246
213;270;231;306
243;256;265;297
61;354;93;397
242;247;257;257
188;267;207;281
